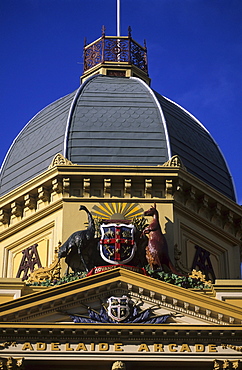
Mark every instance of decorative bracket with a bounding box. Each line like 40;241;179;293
144;179;152;198
0;208;9;225
83;178;90;197
124;179;131;198
104;178;111;198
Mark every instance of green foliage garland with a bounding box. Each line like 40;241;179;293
26;271;87;287
145;265;211;290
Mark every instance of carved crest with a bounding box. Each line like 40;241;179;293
161;155;186;169
48;153;73;169
69;295;171;324
107;296;130;322
99;223;136;264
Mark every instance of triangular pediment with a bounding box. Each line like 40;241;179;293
0;268;241;326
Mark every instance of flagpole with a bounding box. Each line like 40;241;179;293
117;0;120;37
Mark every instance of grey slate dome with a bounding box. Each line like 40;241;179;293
0;74;236;201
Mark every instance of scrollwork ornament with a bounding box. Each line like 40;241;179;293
0;342;16;350
213;359;240;369
111;361;126;370
0;357;24;370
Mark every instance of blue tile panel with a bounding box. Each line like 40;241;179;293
67;76;169;166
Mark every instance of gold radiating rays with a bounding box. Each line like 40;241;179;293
92;203;144;220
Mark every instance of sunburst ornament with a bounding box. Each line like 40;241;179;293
92;202;144;220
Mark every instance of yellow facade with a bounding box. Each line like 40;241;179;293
0;154;241;369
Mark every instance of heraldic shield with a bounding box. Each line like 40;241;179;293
100;223;137;264
107;296;130;322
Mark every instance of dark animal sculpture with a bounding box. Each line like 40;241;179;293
143;203;183;275
58;205;95;274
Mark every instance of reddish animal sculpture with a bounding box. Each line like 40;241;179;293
143;203;182;275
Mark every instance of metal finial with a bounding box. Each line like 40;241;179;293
102;25;106;36
128;26;132;37
84;37;87;47
144;39;147;49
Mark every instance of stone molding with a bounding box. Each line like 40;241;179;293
0;270;241;325
0;167;241;243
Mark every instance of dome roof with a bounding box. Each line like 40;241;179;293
0;74;235;201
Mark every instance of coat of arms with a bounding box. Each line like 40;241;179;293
69;295;172;324
99;223;136;264
107;295;130;322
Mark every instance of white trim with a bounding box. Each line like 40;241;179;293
0;289;21;300
216;292;242;301
63;86;83;158
163;95;210;133
163;95;237;201
130;77;172;159
64;76;98;158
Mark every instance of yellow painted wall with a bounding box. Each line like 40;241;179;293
0;206;63;279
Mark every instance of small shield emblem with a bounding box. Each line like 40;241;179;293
99;223;136;264
107;295;130;322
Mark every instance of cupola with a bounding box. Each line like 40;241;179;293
81;26;150;85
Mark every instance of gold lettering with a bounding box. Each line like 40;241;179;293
138;343;150;352
36;342;47;351
51;343;61;351
22;342;34;351
180;344;192;352
99;343;109;351
195;344;205;352
76;343;87;351
114;343;123;352
154;344;164;352
168;344;177;352
65;343;74;351
208;344;217;352
90;343;95;351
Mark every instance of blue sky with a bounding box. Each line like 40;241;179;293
0;0;241;203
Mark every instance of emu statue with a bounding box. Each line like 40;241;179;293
143;203;183;275
58;205;95;273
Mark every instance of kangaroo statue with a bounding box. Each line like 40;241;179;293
58;205;95;273
143;203;183;275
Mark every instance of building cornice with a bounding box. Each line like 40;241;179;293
0;268;241;325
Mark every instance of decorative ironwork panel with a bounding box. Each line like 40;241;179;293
84;40;102;71
130;40;148;73
104;39;129;63
83;36;148;74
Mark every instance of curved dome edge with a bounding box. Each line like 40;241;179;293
0;90;77;197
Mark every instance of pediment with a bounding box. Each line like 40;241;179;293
0;268;241;326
